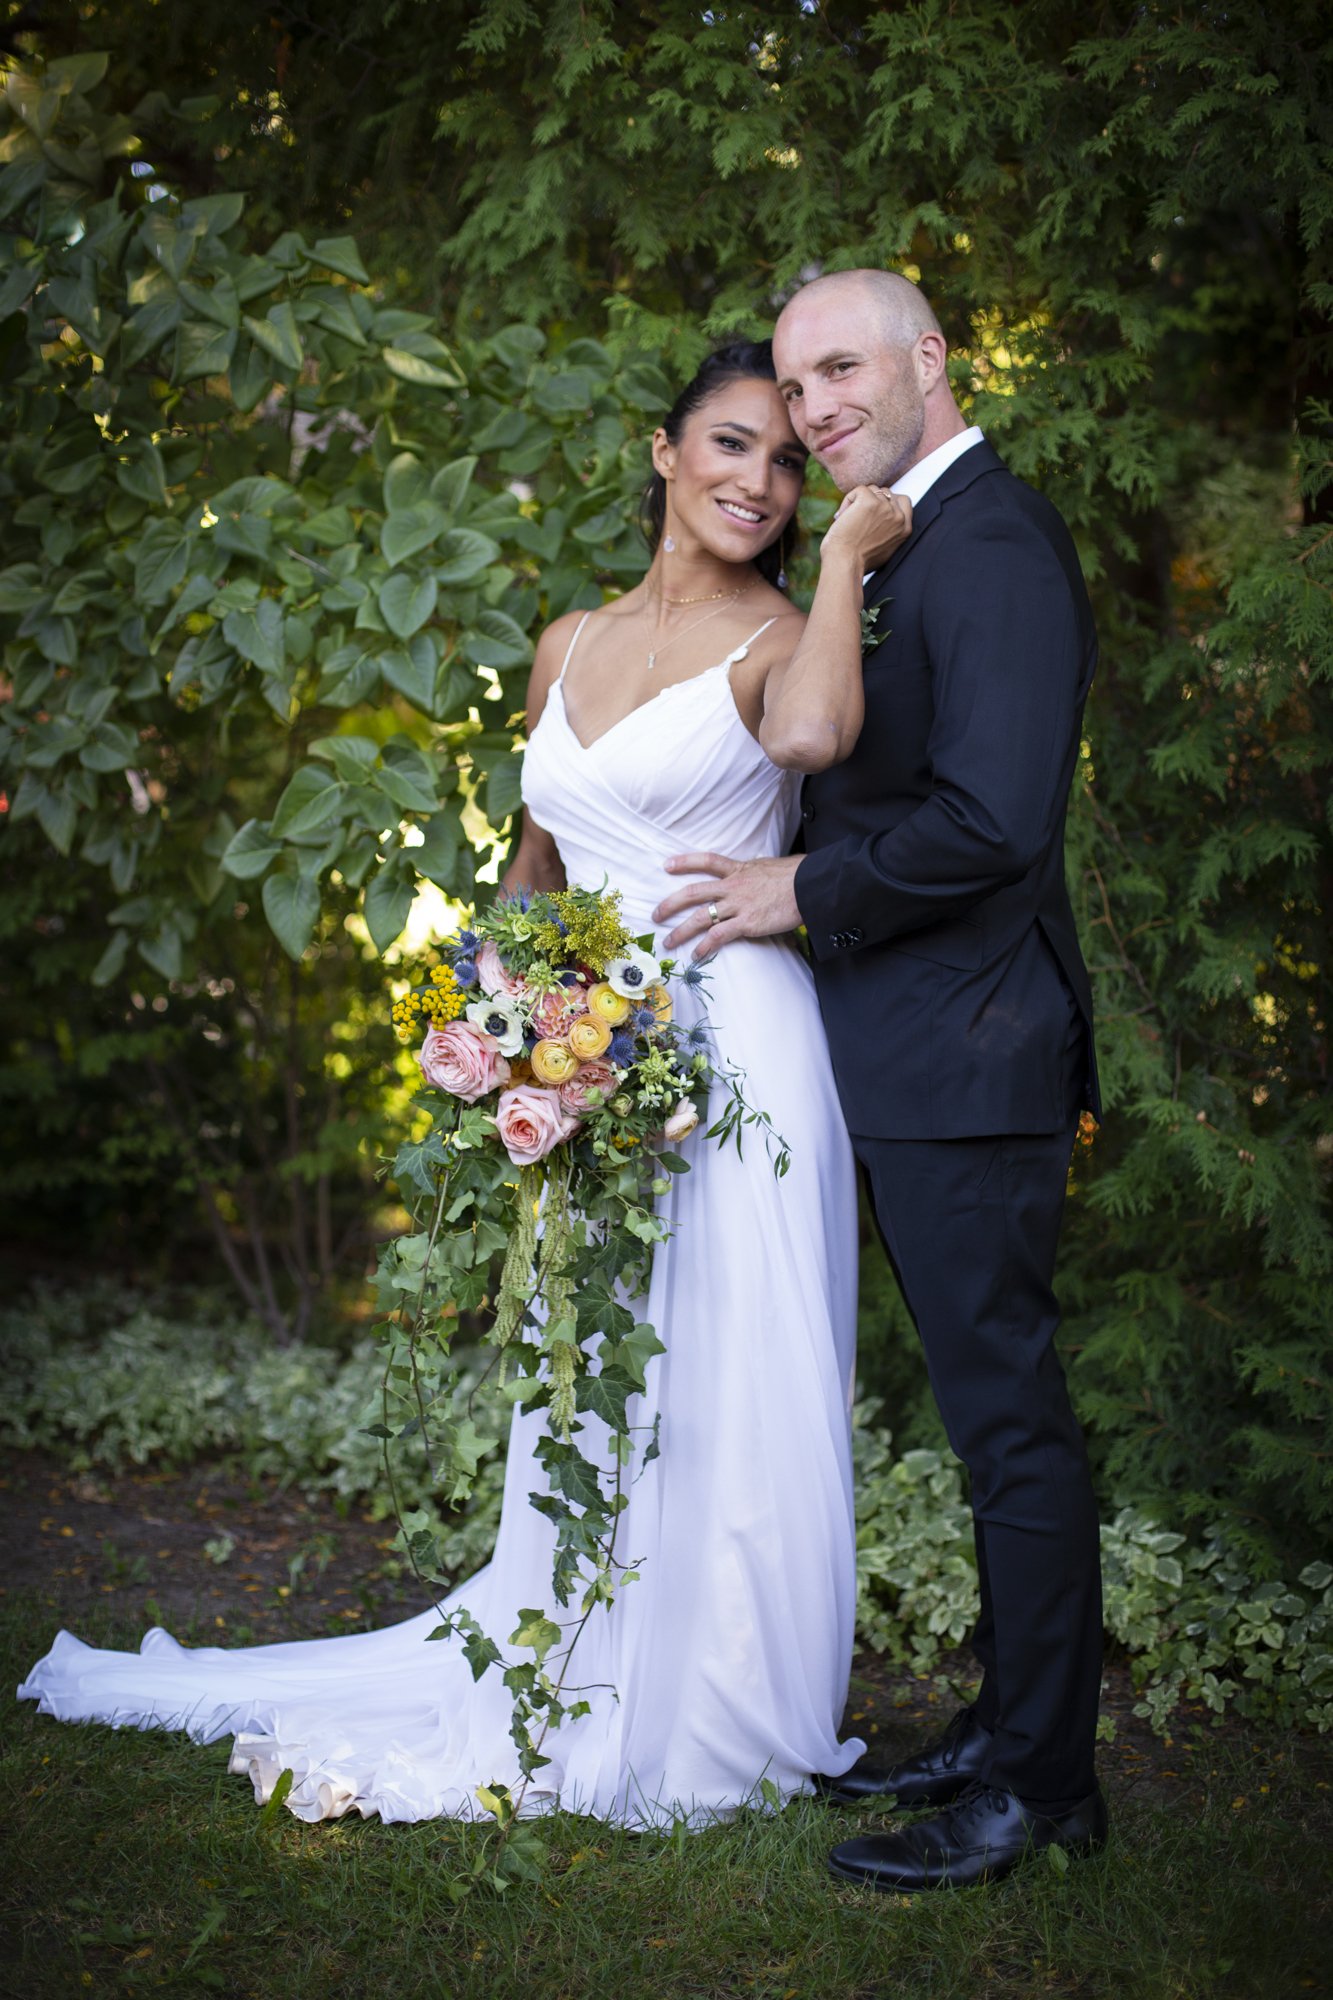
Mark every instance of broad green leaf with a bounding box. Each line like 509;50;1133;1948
175;318;238;382
90;929;130;987
45;51;109;93
180;191;246;236
223;598;285;674
364;865;416;952
139;925;183;981
35;786;77;855
575;1372;631;1428
433;528;501;586
383;346;463;389
381;502;446;567
379;571;438;639
131;520;188;604
0;563;47;613
262;872;320;959
382;451;430;513
411;812;460;887
430;455;478;514
270;765;346;840
486;752;524;825
375;764;439;814
311;235;370;282
242;301;304;373
309;734;379;782
508;1611;562;1664
379;642;438;713
221;818;282;880
463;608;532;669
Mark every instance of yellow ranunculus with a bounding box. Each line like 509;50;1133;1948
531;1038;579;1085
568;1014;613;1060
586;981;631;1025
644;983;673;1026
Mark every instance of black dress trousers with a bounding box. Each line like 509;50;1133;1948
853;1008;1102;1810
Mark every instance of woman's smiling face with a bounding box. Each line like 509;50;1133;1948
652;375;808;563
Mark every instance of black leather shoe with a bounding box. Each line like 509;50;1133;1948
827;1781;1108;1892
815;1706;993;1808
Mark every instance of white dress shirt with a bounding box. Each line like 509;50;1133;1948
891;425;985;505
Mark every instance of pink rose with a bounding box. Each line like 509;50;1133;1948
494;1084;581;1166
557;1058;618;1116
418;1021;511;1103
476;939;526;1001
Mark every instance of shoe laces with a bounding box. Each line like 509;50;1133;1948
939;1706;974;1771
945;1780;1014;1829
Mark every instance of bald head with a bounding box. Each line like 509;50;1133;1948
779;269;942;351
771;267;963;490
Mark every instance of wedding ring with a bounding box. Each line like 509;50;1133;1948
707;902;720;925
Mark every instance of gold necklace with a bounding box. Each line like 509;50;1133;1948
644;583;753;672
663;585;734;606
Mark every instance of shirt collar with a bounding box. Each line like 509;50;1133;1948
890;426;985;506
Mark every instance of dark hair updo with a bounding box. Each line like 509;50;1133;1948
640;340;801;589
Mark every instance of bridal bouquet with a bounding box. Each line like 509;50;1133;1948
373;885;773;1845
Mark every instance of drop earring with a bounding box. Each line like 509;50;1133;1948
777;568;788;591
663;534;676;553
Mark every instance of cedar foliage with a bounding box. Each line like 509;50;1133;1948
0;6;1330;1563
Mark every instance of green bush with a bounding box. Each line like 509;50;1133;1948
8;1286;1329;1734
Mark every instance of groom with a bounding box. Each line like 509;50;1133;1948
655;268;1105;1891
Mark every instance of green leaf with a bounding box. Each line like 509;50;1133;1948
139;925;184;981
270;766;346;840
221;818;282;880
311;235;370;282
434;528;501;586
383;346;463;388
91;929;130;987
364;865;416;952
382;502;447;567
430;455;478;513
486;752;524;825
382;452;430;513
380;637;439;713
509;1610;562;1664
463;609;532;669
375;764;439;814
242;301;304;373
174;318;238;383
309;734;380;782
262;873;320;959
379;572;438;639
35;787;77;855
133;519;189;606
410;813;461;888
222;598;285;675
575;1372;632;1428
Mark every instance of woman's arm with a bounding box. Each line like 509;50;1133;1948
499;615;579;897
758;487;911;773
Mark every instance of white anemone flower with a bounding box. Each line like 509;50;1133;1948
465;994;526;1058
606;945;662;999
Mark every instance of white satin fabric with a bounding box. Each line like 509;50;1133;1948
18;620;865;1828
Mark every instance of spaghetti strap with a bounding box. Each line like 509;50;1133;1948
556;610;594;685
723;615;780;666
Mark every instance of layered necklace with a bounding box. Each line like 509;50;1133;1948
644;579;755;672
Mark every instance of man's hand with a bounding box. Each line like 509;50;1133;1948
654;852;802;960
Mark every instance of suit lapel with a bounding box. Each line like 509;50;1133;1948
862;439;1008;610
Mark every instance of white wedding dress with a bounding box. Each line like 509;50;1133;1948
18;616;865;1828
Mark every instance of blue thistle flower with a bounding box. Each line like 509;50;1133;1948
607;1031;636;1067
680;962;707;989
631;1004;657;1034
453;957;479;988
684;1022;713;1052
455;929;478;954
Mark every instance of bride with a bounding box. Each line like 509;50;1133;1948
18;341;909;1830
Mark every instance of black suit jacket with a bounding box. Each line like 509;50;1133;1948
793;439;1101;1140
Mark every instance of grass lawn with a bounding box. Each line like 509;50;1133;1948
2;1453;1330;2000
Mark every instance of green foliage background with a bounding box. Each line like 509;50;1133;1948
1;4;1330;1581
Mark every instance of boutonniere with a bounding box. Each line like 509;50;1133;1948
860;601;892;655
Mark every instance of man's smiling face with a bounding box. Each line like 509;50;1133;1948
773;283;927;493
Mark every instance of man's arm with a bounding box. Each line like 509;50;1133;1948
795;505;1091;959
